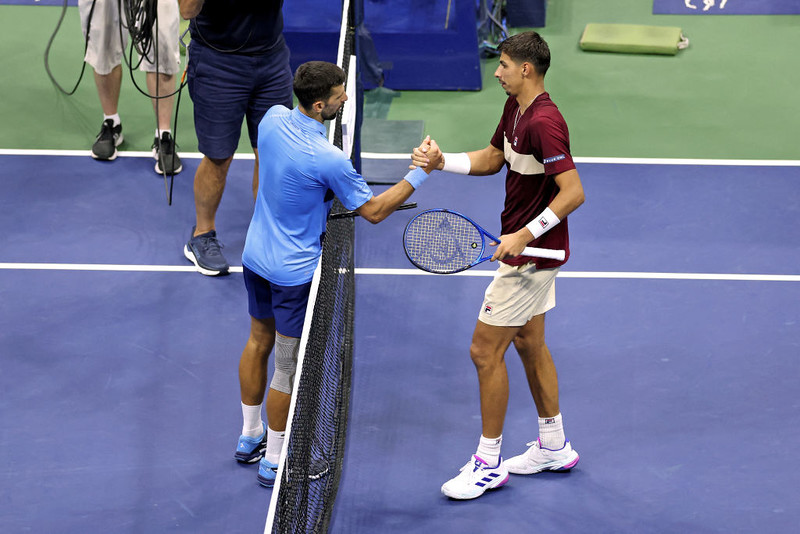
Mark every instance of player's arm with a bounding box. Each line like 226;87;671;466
357;139;443;224
410;143;505;176
461;145;506;176
355;181;416;224
491;168;585;260
549;168;585;220
178;0;204;19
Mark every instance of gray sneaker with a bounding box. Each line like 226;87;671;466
153;131;183;175
91;119;123;161
184;227;230;276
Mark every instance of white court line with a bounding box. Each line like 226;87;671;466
363;153;800;167
1;263;798;281
0;149;215;160
572;157;800;167
0;263;242;273
355;268;800;282
2;148;800;167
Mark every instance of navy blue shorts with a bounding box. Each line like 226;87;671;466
242;266;311;338
187;40;293;159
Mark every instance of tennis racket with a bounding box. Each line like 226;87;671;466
328;202;417;220
403;208;565;274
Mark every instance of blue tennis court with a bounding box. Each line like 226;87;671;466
1;152;798;533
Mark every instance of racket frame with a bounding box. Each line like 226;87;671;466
403;208;565;274
403;209;498;274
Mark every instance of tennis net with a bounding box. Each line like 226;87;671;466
265;1;360;532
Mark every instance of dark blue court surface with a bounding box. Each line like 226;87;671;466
1;154;799;533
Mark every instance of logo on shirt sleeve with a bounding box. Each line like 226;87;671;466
543;154;566;164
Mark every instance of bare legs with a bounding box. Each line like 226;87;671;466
145;71;177;132
93;66;122;115
470;313;560;439
192;147;258;236
93;67;175;131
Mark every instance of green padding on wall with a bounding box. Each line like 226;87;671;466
179;18;190;55
579;23;688;55
361;119;424;153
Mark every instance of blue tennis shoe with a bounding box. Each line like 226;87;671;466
258;458;278;487
234;423;267;464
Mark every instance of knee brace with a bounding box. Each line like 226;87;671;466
270;335;300;394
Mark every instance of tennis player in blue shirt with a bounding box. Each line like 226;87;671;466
233;61;443;487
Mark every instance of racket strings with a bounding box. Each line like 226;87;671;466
405;211;484;273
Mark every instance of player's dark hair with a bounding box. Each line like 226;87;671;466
498;31;550;77
293;61;346;110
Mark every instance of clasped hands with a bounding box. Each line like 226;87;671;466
409;135;443;173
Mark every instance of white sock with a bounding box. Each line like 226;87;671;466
241;402;264;437
104;113;121;127
538;413;566;450
264;427;285;464
476;434;502;466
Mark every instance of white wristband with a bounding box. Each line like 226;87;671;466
442;152;471;174
525;207;560;239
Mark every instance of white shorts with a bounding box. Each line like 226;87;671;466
79;0;180;76
479;262;559;327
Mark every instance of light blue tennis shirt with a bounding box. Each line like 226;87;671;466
242;106;373;286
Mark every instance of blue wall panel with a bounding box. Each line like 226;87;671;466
506;0;546;27
284;0;482;91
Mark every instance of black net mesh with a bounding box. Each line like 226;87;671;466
271;213;354;534
270;1;357;532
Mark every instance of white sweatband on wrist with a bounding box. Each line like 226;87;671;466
442;152;471;174
403;167;429;189
525;207;561;239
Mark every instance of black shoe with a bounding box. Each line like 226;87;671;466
183;227;230;276
91;119;123;161
153;131;183;175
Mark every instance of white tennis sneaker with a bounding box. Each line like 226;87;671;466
441;455;509;500
504;438;580;475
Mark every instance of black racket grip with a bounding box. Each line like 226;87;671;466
329;202;417;220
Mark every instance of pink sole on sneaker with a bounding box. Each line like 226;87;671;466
555;454;580;471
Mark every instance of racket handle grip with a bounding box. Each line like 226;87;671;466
521;247;565;261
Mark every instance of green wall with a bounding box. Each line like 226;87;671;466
2;1;798;159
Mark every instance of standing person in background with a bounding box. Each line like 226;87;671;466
79;0;183;175
235;61;442;487
411;31;585;500
178;0;293;276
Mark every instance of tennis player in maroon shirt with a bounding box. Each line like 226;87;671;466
411;31;586;500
